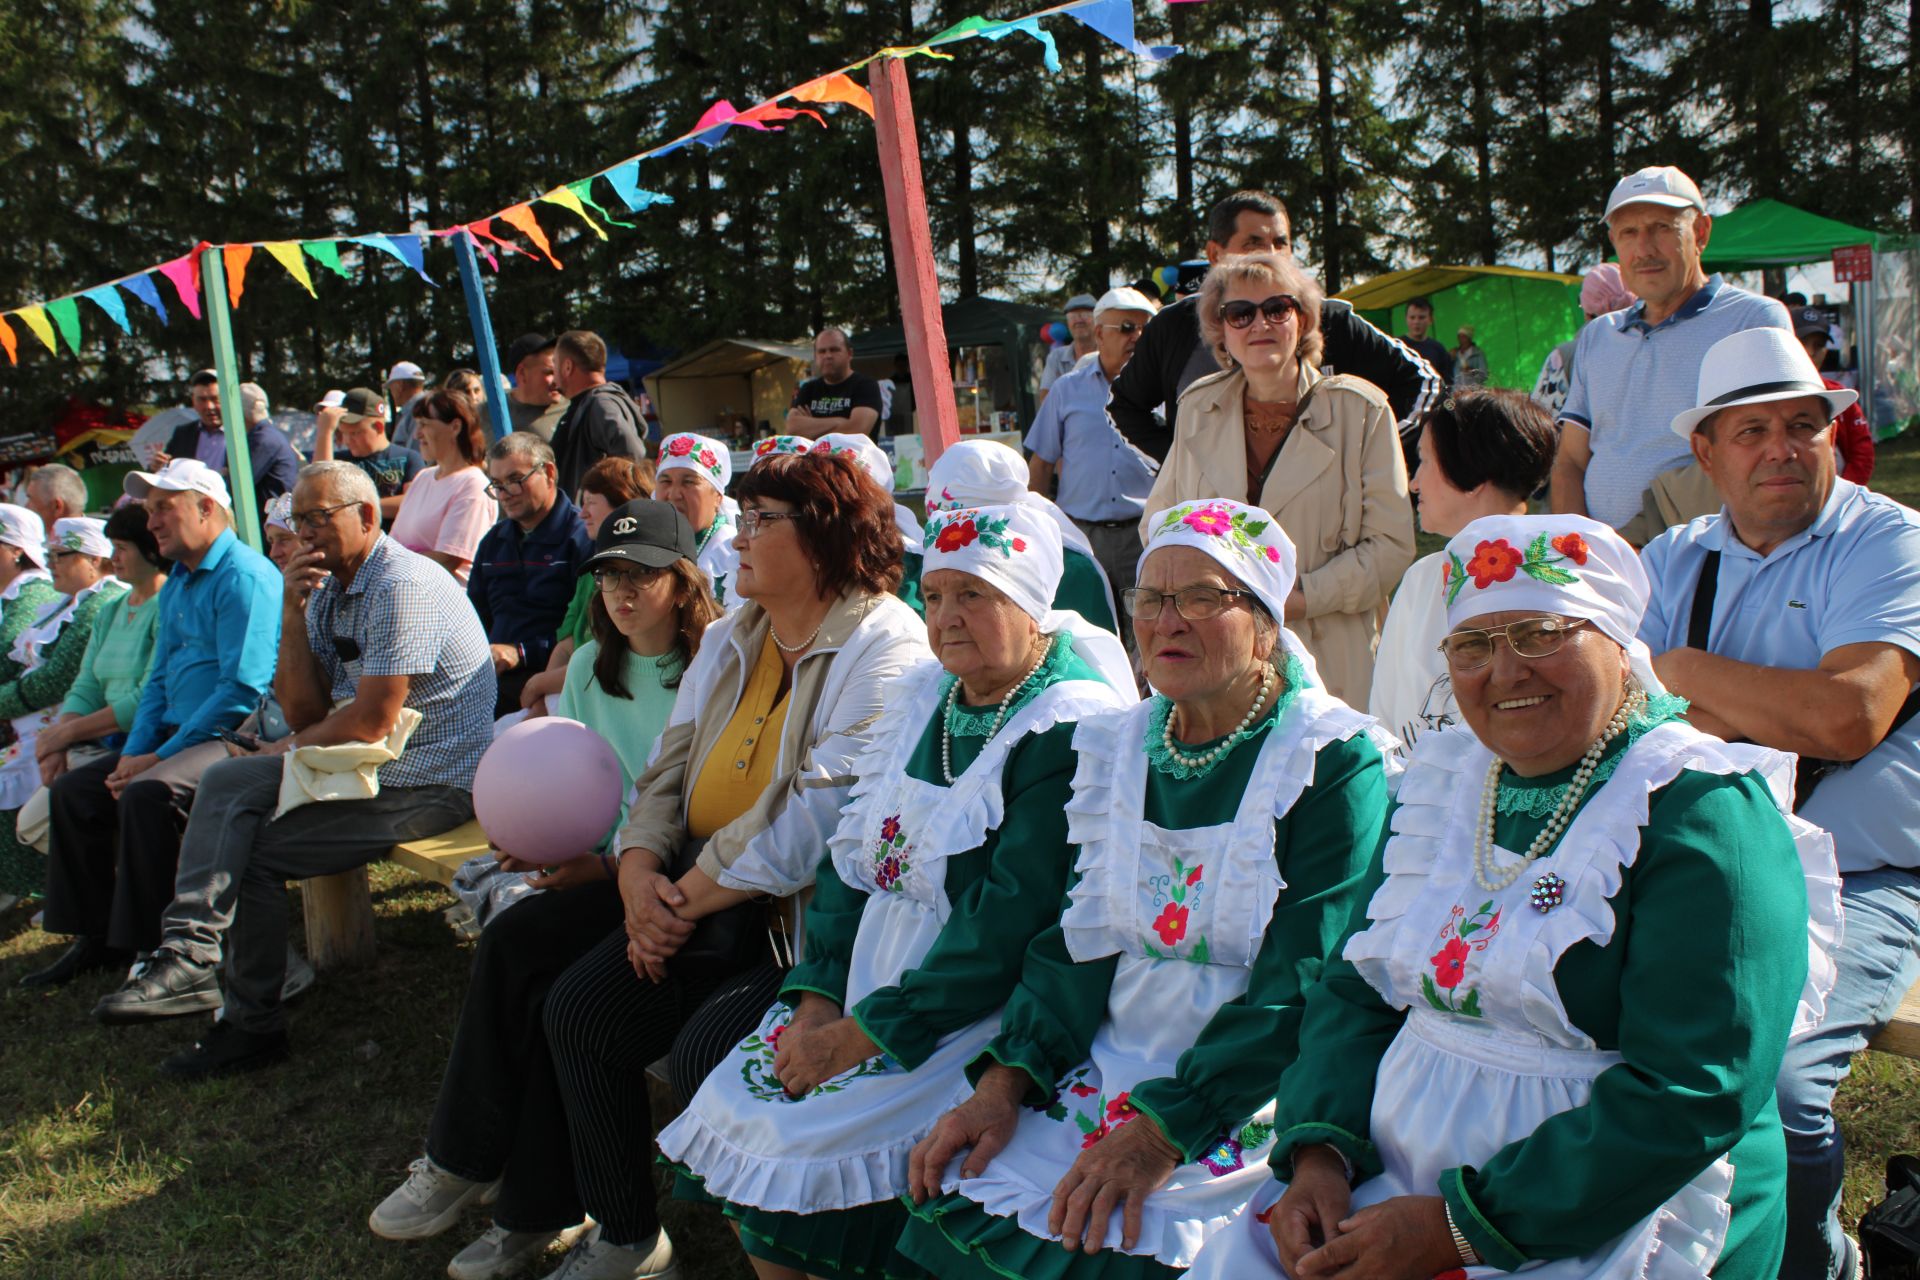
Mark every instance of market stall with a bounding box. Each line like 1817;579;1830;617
1338;264;1584;391
642;337;812;444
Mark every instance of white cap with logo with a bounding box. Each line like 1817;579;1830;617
1604;165;1708;221
386;361;426;384
1094;287;1161;319
123;458;233;510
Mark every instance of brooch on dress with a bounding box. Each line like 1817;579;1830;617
1529;871;1567;913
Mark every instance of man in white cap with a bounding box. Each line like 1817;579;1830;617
1024;287;1159;634
386;360;429;451
1038;293;1099;403
25;459;282;990
1639;326;1920;1280
1549;164;1789;531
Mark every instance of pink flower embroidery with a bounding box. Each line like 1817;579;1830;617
666;435;695;457
1181;505;1234;536
697;448;718;468
1264;545;1281;563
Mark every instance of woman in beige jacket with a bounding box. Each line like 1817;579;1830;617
1141;252;1414;706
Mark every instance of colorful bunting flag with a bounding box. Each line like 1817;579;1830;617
81;285;131;335
223;244;253;308
303;240;354;280
45;297;82;355
498;206;561;269
928;15;993;42
158;255;202;320
0;315;15;366
537;186;608;240
790;72;875;118
980;16;1061;72
467;219;539;266
602;160;674;214
120;272;169;324
14;306;56;353
566;179;633;229
1064;0;1180;60
263;241;317;297
354;234;437;285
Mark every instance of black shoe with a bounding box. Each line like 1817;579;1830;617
93;950;222;1024
159;1020;289;1080
18;937;129;989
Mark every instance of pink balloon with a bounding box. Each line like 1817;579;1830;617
473;717;626;865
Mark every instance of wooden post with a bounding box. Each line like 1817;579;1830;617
198;247;263;550
303;867;377;970
870;57;961;467
452;229;514;443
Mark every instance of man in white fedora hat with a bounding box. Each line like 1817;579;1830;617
1640;325;1920;1280
1550;164;1790;532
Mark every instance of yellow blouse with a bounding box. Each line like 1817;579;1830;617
686;630;793;840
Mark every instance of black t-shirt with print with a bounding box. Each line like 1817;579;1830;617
792;372;883;423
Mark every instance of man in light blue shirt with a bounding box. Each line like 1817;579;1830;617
1640;327;1920;1280
1551;165;1789;531
1025;287;1161;618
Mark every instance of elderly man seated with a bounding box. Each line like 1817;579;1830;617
92;462;494;1079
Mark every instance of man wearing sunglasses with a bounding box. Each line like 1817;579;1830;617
1104;190;1443;463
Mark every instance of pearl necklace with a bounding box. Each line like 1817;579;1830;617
1160;664;1278;772
1472;689;1645;893
941;640;1051;784
770;616;825;654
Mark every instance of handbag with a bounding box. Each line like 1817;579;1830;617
1861;1154;1920;1276
667;836;787;971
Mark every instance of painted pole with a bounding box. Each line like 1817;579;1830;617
198;247;263;550
869;56;960;467
452;229;513;442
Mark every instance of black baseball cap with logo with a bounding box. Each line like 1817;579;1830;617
338;387;385;422
1792;306;1836;339
580;499;698;575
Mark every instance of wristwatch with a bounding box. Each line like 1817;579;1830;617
1444;1201;1481;1266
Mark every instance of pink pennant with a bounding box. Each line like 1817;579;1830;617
158;254;202;320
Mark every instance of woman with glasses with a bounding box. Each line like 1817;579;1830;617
1186;513;1835;1280
388;388;496;583
371;500;722;1278
900;498;1391;1280
1141;253;1415;708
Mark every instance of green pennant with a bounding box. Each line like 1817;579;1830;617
569;179;633;229
302;240;353;279
929;14;992;43
45;296;82;355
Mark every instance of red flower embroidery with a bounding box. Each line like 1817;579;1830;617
1152;902;1189;947
934;520;978;552
1081;1122;1110;1149
697;448;718;468
666;435;694;457
1430;938;1471;990
766;1023;787;1052
1466;538;1522;588
1011;537;1027;551
1068;1082;1098;1097
1106;1092;1136;1124
880;815;901;842
1551;532;1590;565
1185;864;1204;886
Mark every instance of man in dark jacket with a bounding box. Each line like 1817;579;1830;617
548;329;646;494
1106;191;1444;463
163;372;303;526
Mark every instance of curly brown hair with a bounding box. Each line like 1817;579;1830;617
1196;252;1326;372
733;452;902;599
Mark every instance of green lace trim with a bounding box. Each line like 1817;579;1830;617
1144;651;1309;781
695;510;727;552
941;632;1073;738
1493;692;1691;816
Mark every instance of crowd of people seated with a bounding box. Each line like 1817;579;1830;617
5;165;1914;1280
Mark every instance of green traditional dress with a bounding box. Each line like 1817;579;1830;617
1184;710;1836;1280
1054;547;1117;633
659;636;1128;1280
897;661;1391;1279
0;572;59;686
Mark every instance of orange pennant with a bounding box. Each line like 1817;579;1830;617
498;204;561;269
791;72;875;118
0;314;14;365
223;244;254;308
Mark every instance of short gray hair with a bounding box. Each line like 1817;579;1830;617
487;431;555;471
297;461;380;513
238;382;271;424
29;463;87;514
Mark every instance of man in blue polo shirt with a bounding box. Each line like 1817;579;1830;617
1551;165;1789;531
1640;327;1920;1280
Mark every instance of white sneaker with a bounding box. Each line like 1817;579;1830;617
448;1223;566;1280
540;1225;677;1280
369;1155;500;1240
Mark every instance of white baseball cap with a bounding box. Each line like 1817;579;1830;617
0;504;47;568
123;457;233;510
1094;287;1161;319
386;361;426;384
1604;165;1707;221
1669;327;1857;440
316;388;346;409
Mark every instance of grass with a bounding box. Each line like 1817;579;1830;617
4;435;1920;1277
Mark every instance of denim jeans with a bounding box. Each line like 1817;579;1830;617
1778;866;1920;1279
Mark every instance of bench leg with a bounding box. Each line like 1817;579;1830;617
302;867;377;970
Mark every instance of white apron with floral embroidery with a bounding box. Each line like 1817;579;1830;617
658;660;1126;1214
1186;719;1841;1279
930;689;1376;1269
695;513;740;608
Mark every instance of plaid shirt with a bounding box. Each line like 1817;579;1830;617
304;534;495;789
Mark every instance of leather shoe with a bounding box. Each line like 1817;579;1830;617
93;950;221;1024
18;937;128;988
160;1019;289;1080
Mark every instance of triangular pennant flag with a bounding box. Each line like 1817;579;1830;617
928;15;993;43
537;186;608;240
46;296;83;354
467;219;539;265
498;205;561;269
120;272;169;324
690;98;758;147
791;72;875;118
460;226;501;272
14;305;56;353
353;233;437;285
980;15;1062;72
868;43;956;64
158;255;202;320
567;179;633;229
742;101;823;128
223;244;254;308
81;285;131;335
602;160;675;214
302;240;353;280
263;241;317;297
1064;0;1180;59
0;314;16;366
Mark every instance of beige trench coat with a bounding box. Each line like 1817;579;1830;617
1140;362;1415;707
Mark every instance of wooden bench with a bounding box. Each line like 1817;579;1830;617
1870;979;1920;1059
299;820;490;969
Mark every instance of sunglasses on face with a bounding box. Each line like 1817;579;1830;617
1099;321;1145;336
1220;295;1304;330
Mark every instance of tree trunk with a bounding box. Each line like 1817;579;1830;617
1084;40;1111;275
1466;0;1497;263
1313;0;1342;291
953;120;977;298
1747;0;1782;195
1910;0;1920;230
1596;5;1615;255
1170;2;1194;255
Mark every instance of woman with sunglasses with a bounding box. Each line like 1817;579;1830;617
1185;513;1835;1280
1141;253;1415;708
900;498;1390;1280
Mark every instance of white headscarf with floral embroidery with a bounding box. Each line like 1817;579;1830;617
1139;498;1297;622
658;432;732;493
50;517;111;559
925;438;1112;593
816;432;925;550
264;493;296;533
923;503;1061;624
749;434;814;466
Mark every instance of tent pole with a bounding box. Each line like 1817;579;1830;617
199;247;263;551
453;229;513;443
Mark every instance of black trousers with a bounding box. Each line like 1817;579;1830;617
426;883;625;1233
546;926;784;1247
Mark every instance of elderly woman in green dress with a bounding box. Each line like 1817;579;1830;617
898;497;1392;1280
1184;514;1836;1280
657;502;1132;1280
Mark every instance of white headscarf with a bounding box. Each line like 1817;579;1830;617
815;432;924;549
0;504;47;570
923;504;1060;624
264;493;295;533
50;517;112;559
658;432;732;494
750;434;815;466
926;438;1111;600
1138;497;1319;682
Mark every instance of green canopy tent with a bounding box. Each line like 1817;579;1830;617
1699;198;1882;271
1338;265;1584;391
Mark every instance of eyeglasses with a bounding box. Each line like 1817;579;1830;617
1098;321;1145;335
484;468;542;498
48;547;91;560
1436;617;1589;669
287;501;360;533
1219;295;1303;330
1121;586;1256;622
738;509;803;539
594;566;664;595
